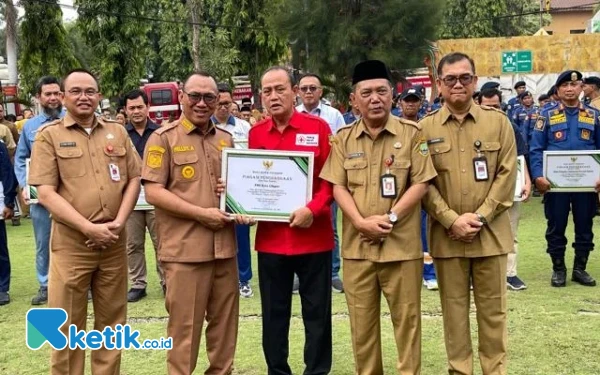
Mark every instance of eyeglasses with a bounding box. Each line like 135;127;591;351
299;85;321;93
440;74;474;88
217;102;232;108
67;89;98;97
183;90;217;105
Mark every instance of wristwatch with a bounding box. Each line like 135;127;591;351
387;211;398;225
476;213;487;225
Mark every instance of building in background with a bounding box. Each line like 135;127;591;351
545;0;595;35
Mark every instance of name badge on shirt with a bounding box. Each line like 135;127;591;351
380;174;397;198
296;134;319;146
473;156;489;181
109;163;120;182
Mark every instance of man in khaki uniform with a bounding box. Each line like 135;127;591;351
321;60;437;375
142;72;252;375
0;119;16;155
29;69;142;375
420;53;516;375
0;104;19;145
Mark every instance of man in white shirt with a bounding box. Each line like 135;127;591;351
296;74;346;293
212;84;254;297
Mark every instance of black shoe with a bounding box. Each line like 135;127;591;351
0;291;9;305
31;287;48;305
572;255;597;286
507;276;527;291
162;284;167;297
127;288;147;302
11;218;20;226
551;257;567;287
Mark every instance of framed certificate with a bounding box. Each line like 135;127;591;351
234;140;248;149
134;185;154;210
543;150;600;192
25;158;39;204
220;148;314;222
514;155;526;201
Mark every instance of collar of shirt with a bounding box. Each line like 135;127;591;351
353;115;397;139
180;116;216;135
125;118;159;133
296;102;322;116
210;114;236;127
266;110;303;133
63;112;101;129
439;102;479;125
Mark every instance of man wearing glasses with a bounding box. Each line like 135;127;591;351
296;73;346;293
29;69;142;374
530;70;600;288
420;53;516;375
211;83;254;298
142;72;253;375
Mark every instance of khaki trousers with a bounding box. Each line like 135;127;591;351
344;258;422;375
164;258;239;375
126;210;165;289
507;202;520;277
434;255;508;375
49;222;127;375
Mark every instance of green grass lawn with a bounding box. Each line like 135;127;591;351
1;197;600;374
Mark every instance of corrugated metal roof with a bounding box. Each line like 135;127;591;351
551;0;595;11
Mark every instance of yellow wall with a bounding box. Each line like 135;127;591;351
435;34;600;76
546;11;591;35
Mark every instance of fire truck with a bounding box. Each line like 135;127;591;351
140;82;181;125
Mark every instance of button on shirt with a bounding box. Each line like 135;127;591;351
141;118;236;263
126;119;160;158
420;104;517;258
14;109;66;188
249;111;334;255
296;102;345;134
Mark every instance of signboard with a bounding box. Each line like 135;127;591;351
1;85;17;96
233;85;253;101
502;51;533;74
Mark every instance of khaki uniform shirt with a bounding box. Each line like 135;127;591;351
1;120;19;144
0;124;16;151
590;97;600;110
420;104;517;258
141;117;236;263
320;115;437;262
28;113;142;224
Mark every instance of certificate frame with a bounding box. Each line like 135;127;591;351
514;155;526;201
543;150;600;192
220;148;314;222
25;158;39;204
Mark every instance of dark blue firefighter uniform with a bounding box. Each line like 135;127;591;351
530;102;600;260
0;141;18;300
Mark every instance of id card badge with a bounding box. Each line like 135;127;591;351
380;174;397;198
473;156;489;181
109;163;121;182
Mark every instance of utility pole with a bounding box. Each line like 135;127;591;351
5;0;18;86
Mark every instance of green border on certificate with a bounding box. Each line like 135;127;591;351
543;150;600;192
220;148;314;222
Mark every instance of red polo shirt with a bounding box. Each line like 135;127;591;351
248;110;334;255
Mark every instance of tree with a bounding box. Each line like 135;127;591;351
440;0;548;39
64;21;96;71
268;0;444;102
223;0;287;99
18;0;78;95
74;0;153;98
4;0;17;84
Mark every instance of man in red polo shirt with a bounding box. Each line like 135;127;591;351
249;66;334;375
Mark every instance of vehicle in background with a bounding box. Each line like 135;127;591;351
140;82;181;125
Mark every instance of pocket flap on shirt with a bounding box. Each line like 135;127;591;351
56;148;83;158
481;142;501;152
578;123;594;131
173;152;199;165
343;159;367;170
430;143;451;155
550;123;568;132
103;146;126;157
391;160;411;169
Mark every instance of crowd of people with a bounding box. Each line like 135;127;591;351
0;51;598;375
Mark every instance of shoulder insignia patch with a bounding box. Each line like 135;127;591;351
146;146;165;169
418;139;429;156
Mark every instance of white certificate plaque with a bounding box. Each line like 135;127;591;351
543;150;600;192
220;148;314;222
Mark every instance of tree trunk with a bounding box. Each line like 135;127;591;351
5;0;18;85
188;0;201;71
